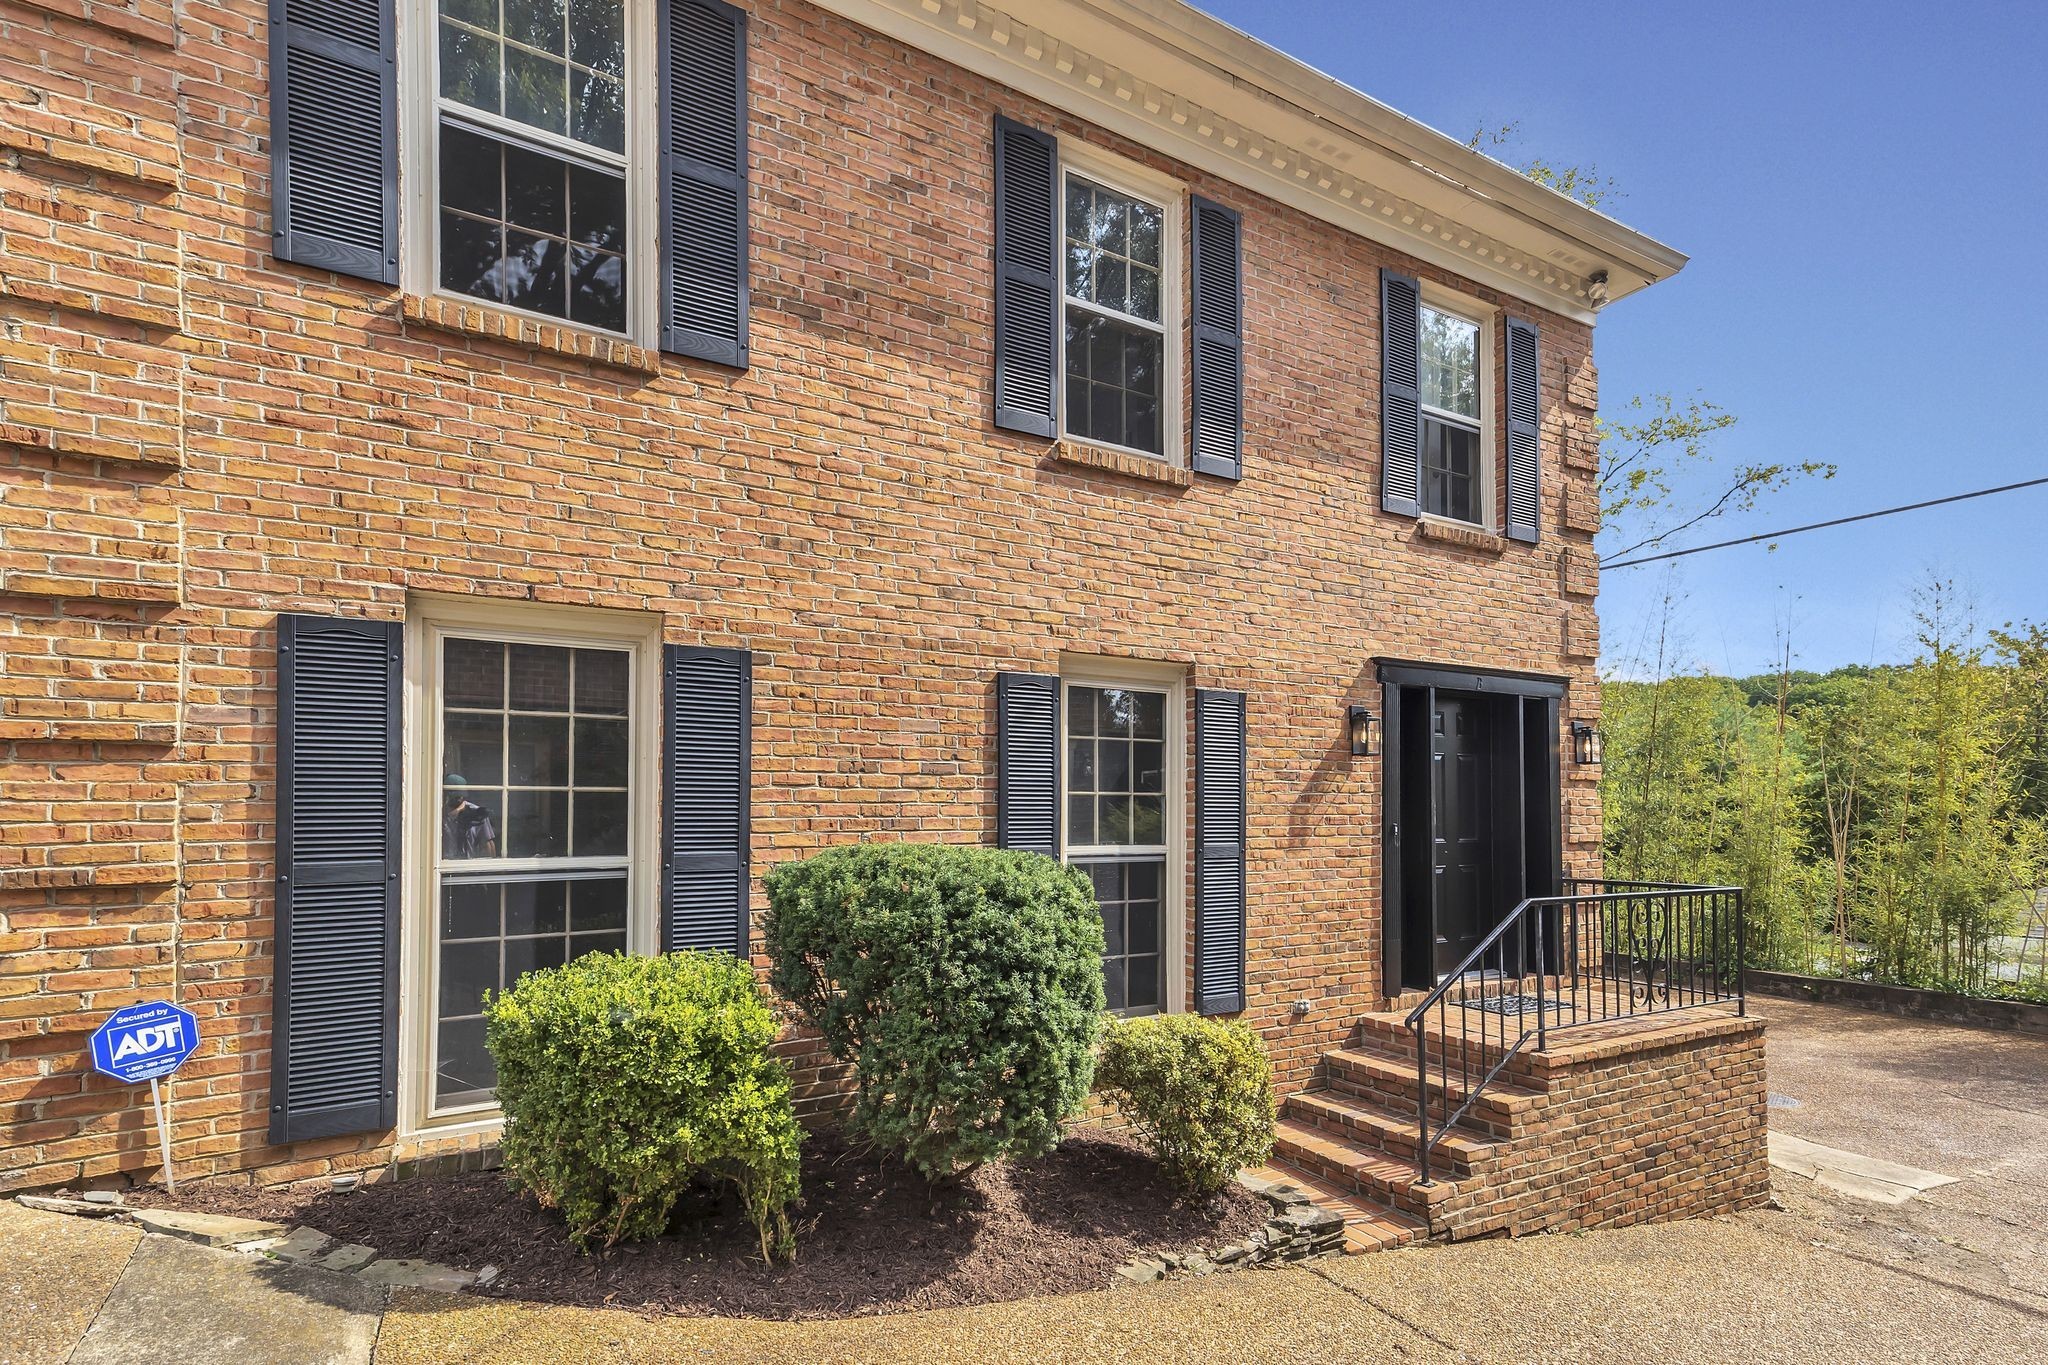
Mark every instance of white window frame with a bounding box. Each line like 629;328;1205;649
1057;655;1187;1017
399;595;663;1135
396;0;662;348
1416;283;1496;530
1056;142;1186;467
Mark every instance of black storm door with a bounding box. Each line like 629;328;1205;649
1430;693;1494;976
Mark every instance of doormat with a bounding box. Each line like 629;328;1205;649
1464;994;1571;1017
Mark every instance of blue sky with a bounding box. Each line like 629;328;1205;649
1198;0;2048;675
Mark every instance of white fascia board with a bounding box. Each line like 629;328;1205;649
804;0;1690;323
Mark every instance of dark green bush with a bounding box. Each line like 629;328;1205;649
762;843;1106;1180
484;950;800;1259
1096;1013;1275;1194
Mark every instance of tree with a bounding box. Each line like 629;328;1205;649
1467;122;1622;209
1465;123;1835;563
1596;394;1835;566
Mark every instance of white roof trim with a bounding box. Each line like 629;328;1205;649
805;0;1689;323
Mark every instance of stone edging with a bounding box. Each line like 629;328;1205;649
15;1193;489;1293
1113;1171;1346;1285
1746;970;2048;1036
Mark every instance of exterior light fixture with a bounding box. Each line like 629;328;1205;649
1348;704;1380;758
1571;720;1604;767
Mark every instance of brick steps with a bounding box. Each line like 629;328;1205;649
1270;1116;1459;1223
1283;1086;1504;1177
1320;1045;1545;1141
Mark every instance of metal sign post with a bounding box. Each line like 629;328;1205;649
89;1001;200;1193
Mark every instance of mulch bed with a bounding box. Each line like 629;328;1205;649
124;1128;1266;1319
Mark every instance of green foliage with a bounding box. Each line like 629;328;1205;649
1466;125;1832;565
761;843;1107;1181
1603;579;2048;998
1466;121;1621;209
484;951;801;1260
1097;1014;1275;1195
1596;394;1834;565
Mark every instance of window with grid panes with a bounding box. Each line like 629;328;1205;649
1064;683;1169;1015
1418;303;1483;524
1063;175;1167;457
434;0;630;331
431;636;634;1109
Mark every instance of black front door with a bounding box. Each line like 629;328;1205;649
1430;693;1493;976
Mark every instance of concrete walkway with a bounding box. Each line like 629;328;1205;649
4;996;2041;1364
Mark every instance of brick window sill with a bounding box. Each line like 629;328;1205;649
1048;440;1192;489
1416;516;1510;554
400;294;663;375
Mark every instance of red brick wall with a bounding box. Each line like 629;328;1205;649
1444;1016;1772;1238
0;0;1604;1190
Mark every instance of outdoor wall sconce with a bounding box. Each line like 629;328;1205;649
1348;704;1380;758
1571;720;1604;767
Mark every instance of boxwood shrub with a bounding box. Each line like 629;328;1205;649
763;843;1107;1180
1096;1013;1275;1195
484;950;801;1259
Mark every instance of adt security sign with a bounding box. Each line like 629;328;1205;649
90;1001;199;1084
90;1001;198;1192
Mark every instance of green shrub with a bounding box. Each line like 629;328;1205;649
484;950;801;1259
1096;1013;1276;1195
762;843;1106;1180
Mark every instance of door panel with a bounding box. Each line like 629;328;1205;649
1431;694;1492;975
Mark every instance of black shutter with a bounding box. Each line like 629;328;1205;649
269;0;398;283
992;117;1059;437
996;672;1060;856
1194;688;1247;1015
1190;196;1244;480
1380;269;1422;517
659;0;750;367
270;614;400;1145
663;646;752;954
1504;317;1542;543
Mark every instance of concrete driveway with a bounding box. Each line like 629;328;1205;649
1755;993;2048;1307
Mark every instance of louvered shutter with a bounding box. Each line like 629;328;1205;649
1190;196;1244;480
1379;270;1422;517
270;614;400;1144
268;0;397;283
1194;688;1247;1015
1504;317;1542;543
663;646;752;954
992;118;1059;437
996;672;1059;856
659;0;750;367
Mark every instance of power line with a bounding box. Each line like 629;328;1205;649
1601;476;2048;569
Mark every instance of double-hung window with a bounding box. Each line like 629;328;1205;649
417;607;656;1119
419;0;646;336
1060;157;1181;461
1063;680;1177;1015
1417;303;1485;524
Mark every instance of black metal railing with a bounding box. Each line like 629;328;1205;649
1406;879;1745;1184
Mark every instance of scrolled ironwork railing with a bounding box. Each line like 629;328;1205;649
1404;879;1746;1185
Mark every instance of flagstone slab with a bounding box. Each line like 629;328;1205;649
129;1208;292;1248
1768;1132;1961;1205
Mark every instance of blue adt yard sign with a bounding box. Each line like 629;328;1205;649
89;1001;198;1192
90;1001;199;1084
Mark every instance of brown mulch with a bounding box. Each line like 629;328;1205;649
122;1128;1267;1319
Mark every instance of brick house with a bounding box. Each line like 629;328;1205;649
0;0;1768;1232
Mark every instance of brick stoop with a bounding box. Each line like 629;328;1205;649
1266;1002;1769;1245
